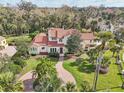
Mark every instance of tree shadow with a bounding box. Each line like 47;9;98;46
78;63;95;73
23;79;34;92
70;61;80;66
69;59;95;73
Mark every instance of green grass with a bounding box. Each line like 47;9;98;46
20;58;40;75
6;35;31;44
20;57;58;76
63;58;124;92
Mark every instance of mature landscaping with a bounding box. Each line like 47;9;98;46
1;0;124;92
63;54;124;92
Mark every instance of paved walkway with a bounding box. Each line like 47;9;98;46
19;71;34;92
56;56;76;85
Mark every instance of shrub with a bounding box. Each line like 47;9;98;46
75;51;82;57
75;58;83;66
31;54;36;56
48;52;59;58
13;57;27;68
3;63;22;74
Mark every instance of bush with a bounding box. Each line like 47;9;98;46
75;51;81;57
13;57;27;68
31;54;36;56
3;63;22;74
75;58;83;66
48;52;59;58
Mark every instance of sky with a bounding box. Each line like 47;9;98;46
0;0;124;7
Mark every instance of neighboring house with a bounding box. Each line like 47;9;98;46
80;33;101;51
29;28;100;55
0;36;17;57
98;21;115;33
0;36;8;49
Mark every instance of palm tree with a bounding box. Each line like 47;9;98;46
0;72;23;92
61;82;78;92
98;31;114;50
80;81;91;92
87;48;98;64
33;58;61;92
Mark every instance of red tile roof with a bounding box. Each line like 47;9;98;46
104;9;114;14
48;41;64;47
48;28;77;38
80;33;95;40
32;33;48;45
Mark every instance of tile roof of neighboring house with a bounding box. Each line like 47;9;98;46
80;33;95;40
48;28;77;38
0;46;17;57
32;33;48;46
48;41;64;47
104;8;114;14
0;36;5;42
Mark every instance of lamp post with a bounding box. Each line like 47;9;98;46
92;52;103;91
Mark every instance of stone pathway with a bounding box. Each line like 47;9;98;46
19;71;34;92
56;56;76;85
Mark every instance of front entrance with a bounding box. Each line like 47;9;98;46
60;47;63;54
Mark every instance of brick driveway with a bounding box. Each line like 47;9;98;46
56;56;76;85
19;71;34;92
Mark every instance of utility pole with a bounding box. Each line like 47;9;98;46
92;52;103;91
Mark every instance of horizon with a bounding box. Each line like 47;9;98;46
0;0;124;8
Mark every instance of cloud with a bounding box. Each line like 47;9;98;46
0;0;124;7
106;0;124;2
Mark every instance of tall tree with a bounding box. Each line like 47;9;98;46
66;33;81;54
33;58;61;92
98;31;114;50
18;0;36;13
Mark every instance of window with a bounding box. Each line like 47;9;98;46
42;47;45;50
59;38;63;42
32;47;37;51
54;48;56;52
50;48;57;53
50;48;53;52
51;37;56;40
3;40;6;44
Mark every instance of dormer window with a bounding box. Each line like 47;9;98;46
51;37;56;40
59;38;63;42
42;47;45;50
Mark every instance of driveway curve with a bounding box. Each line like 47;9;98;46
19;71;34;92
56;56;76;85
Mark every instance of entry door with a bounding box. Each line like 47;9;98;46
60;48;63;54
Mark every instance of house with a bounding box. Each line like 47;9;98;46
0;36;8;49
0;36;17;57
97;21;115;33
29;28;99;55
80;33;101;51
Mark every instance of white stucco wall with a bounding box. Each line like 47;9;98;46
29;45;48;54
39;46;48;53
57;35;70;45
48;37;57;41
81;40;94;45
0;39;8;48
29;46;39;54
48;47;67;53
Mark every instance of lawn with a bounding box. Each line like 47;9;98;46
20;57;58;76
20;58;40;75
63;58;124;92
6;35;31;44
